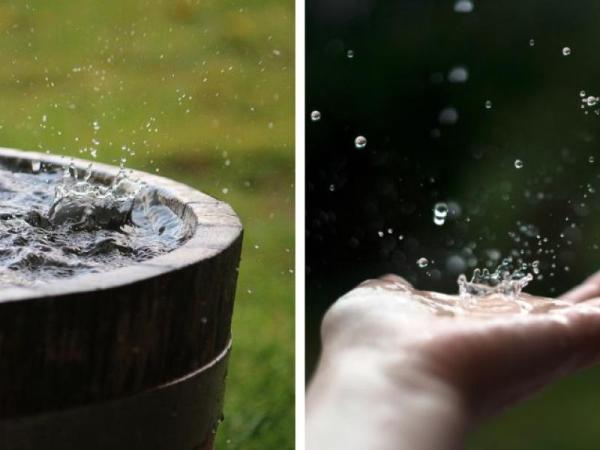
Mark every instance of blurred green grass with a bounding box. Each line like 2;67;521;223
0;1;294;448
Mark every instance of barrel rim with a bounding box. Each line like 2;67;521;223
0;147;243;304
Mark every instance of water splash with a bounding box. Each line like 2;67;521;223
457;258;535;298
580;91;599;115
0;161;192;287
48;164;140;231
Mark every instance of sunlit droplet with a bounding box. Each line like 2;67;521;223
514;159;524;169
562;47;571;56
417;257;429;268
433;202;449;226
347;50;354;59
354;136;367;149
310;110;321;122
529;38;535;47
485;100;492;109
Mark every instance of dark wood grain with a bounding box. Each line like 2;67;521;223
0;148;243;449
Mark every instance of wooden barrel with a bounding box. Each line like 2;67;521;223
0;148;243;450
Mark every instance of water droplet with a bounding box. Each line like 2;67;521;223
529;38;535;47
485;100;493;109
562;47;571;56
31;160;41;173
310;110;321;122
417;257;429;268
354;136;367;149
446;255;467;274
433;202;449;226
346;49;354;59
453;0;474;13
438;107;459;125
514;159;524;169
458;259;534;298
589;155;595;164
433;217;444;226
448;66;469;83
329;184;335;192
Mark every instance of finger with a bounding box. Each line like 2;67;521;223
560;270;600;303
429;301;600;418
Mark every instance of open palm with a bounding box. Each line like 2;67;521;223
308;275;600;449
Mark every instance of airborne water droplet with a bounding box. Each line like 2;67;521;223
485;100;492;109
453;0;474;13
529;38;535;47
433;202;449;226
584;96;598;107
514;159;524;169
354;136;367;149
438;107;459;125
562;47;571;56
417;257;429;268
447;66;469;83
346;49;354;59
310;110;321;122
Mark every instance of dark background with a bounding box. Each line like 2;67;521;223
307;1;600;448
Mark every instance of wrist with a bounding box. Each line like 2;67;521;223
308;346;469;450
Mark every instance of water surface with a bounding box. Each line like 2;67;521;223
0;162;192;287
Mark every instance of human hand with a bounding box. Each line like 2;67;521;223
307;273;600;450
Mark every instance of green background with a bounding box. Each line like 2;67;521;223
0;1;294;449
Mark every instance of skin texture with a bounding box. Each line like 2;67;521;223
307;272;600;450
